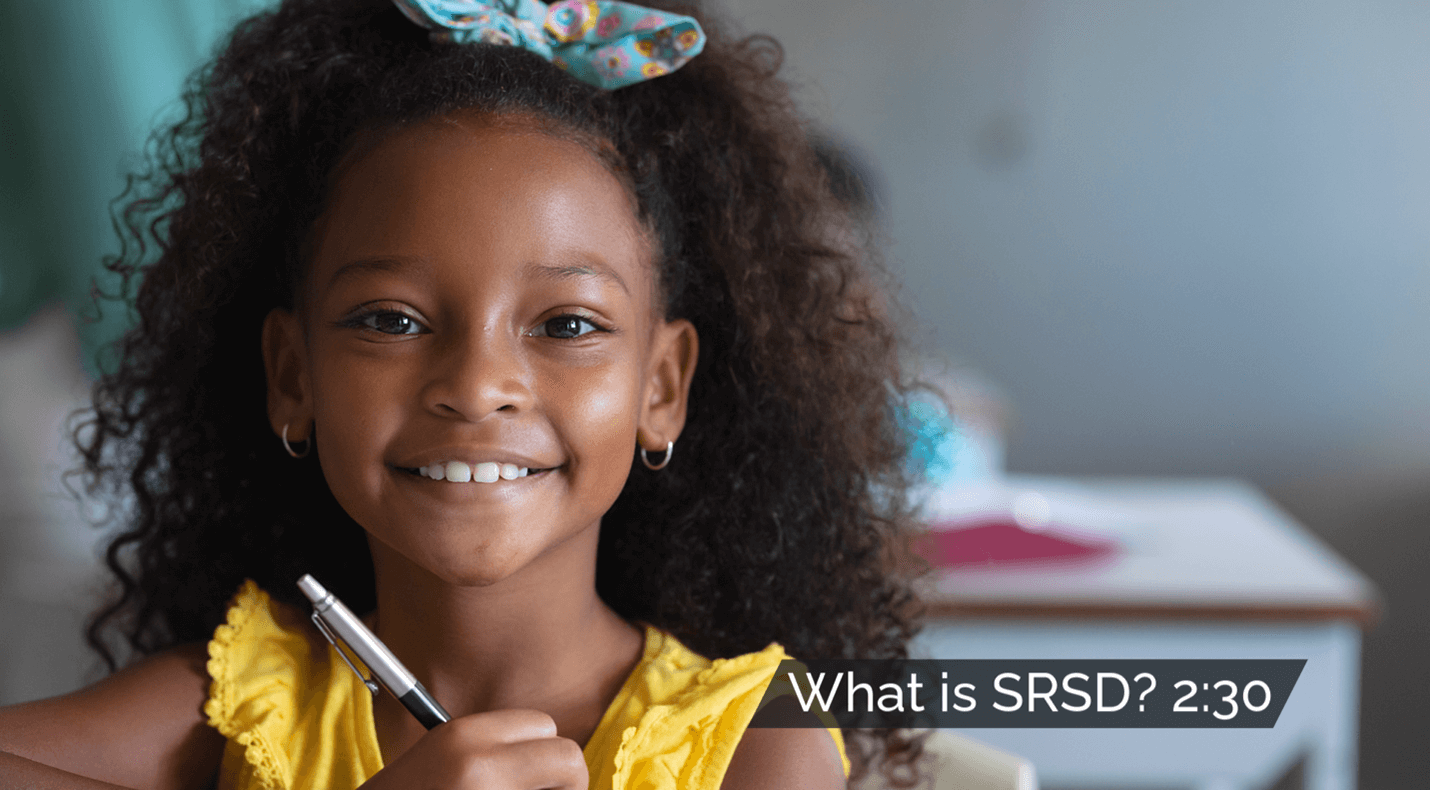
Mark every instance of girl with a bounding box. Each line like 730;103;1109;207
0;0;922;787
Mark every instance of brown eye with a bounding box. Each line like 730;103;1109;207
377;313;416;334
533;315;601;339
345;310;425;335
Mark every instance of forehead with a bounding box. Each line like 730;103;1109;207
307;112;650;298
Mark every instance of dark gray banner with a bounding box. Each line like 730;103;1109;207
751;659;1306;728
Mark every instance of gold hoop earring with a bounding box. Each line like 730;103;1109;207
282;423;311;459
639;440;674;471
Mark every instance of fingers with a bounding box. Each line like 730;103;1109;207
448;734;588;789
364;709;589;790
445;708;559;746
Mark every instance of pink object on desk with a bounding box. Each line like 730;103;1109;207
915;519;1119;569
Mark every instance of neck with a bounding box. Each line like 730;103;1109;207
366;523;640;716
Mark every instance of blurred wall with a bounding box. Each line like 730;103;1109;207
720;0;1430;483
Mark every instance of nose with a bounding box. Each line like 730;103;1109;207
421;326;534;420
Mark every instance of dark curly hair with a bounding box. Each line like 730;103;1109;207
78;0;925;780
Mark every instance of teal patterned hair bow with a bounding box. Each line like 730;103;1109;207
392;0;706;90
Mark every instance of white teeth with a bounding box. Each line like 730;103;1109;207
419;461;532;483
444;461;473;483
474;462;500;483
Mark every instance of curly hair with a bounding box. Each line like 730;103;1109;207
78;0;925;780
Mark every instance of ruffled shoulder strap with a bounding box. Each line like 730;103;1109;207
590;628;848;790
203;580;317;790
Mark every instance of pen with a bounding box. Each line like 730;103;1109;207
297;573;452;729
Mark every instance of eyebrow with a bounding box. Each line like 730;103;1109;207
325;255;630;294
327;256;412;289
524;261;630;295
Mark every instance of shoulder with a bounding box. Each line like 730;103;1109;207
722;723;848;790
0;643;222;790
717;653;850;789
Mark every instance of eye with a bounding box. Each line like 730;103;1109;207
340;309;426;336
531;314;604;339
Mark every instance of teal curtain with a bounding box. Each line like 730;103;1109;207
0;0;271;373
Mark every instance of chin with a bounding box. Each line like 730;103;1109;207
365;507;599;590
411;540;534;587
434;562;524;588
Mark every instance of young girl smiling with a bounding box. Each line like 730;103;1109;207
0;1;922;787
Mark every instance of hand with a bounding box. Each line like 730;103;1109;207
359;709;588;790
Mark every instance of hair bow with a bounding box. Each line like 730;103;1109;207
392;0;706;90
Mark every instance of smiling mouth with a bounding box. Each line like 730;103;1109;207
396;461;555;484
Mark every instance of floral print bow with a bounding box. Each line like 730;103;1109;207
392;0;706;90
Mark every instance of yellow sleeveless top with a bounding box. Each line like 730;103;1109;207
203;581;848;789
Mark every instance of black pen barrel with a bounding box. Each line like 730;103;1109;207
398;683;451;730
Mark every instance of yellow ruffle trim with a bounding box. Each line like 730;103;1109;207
203;580;296;790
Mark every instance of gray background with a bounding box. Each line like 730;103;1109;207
720;0;1430;483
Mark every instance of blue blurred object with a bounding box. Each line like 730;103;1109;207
898;395;963;485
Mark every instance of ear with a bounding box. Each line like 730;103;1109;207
262;308;314;442
636;318;698;454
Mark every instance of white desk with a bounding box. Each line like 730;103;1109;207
912;477;1376;790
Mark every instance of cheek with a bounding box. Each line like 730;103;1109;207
308;347;407;511
551;362;642;480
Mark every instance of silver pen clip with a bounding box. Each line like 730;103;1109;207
311;611;381;697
